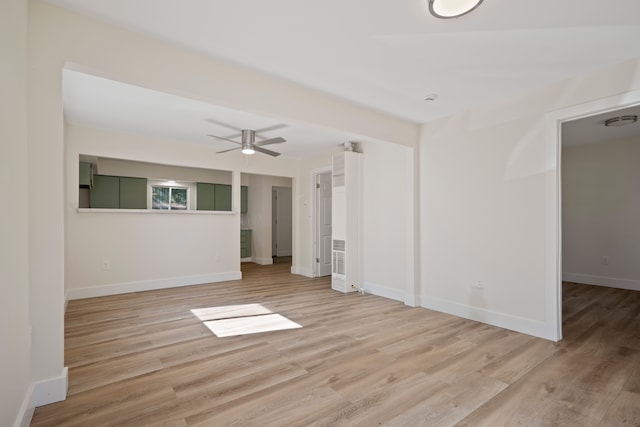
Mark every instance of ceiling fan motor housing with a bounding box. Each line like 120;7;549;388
242;129;256;151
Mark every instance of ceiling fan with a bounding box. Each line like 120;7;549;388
206;118;287;157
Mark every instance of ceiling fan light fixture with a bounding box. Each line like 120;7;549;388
241;144;255;155
428;0;484;18
604;115;638;127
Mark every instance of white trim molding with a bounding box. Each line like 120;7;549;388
252;257;274;266
66;272;241;300
422;295;558;342
32;367;68;407
291;266;314;277
563;273;640;292
14;384;35;427
363;280;405;303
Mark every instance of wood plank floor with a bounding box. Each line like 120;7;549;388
31;262;640;426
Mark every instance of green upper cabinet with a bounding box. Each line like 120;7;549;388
79;162;93;187
90;175;120;208
119;177;147;209
90;175;147;209
214;184;232;211
198;183;245;212
241;185;248;214
196;182;216;211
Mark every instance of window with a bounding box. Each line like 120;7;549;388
152;185;188;210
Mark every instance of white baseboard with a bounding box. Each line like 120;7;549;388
240;257;252;263
32;367;68;407
66;271;242;300
403;292;420;307
276;250;292;257
421;295;559;341
563;272;640;291
291;266;313;277
363;281;405;302
253;257;274;266
14;384;35;427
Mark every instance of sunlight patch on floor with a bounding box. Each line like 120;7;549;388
191;303;273;321
191;303;301;337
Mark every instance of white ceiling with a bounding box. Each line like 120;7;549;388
53;0;640;155
63;70;351;158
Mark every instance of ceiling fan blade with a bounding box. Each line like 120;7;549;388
255;123;288;134
255;137;285;147
207;134;241;145
223;132;242;139
205;118;243;132
254;146;281;157
225;125;288;140
216;146;242;154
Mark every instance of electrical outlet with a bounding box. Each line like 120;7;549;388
473;281;484;290
102;260;110;271
601;256;609;266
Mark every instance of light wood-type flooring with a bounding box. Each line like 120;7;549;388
31;261;640;426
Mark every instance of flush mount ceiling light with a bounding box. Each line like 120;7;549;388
424;93;439;102
604;115;638;127
429;0;484;18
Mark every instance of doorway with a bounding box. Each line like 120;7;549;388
313;170;332;277
553;89;640;341
272;186;292;257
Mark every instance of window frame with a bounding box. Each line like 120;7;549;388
149;180;192;211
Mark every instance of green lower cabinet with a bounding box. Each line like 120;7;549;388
240;229;252;258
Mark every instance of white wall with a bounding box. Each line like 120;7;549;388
0;0;33;425
67;210;239;298
562;136;640;290
420;59;640;341
361;141;415;303
29;0;68;412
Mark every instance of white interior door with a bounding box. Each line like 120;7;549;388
316;172;332;276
